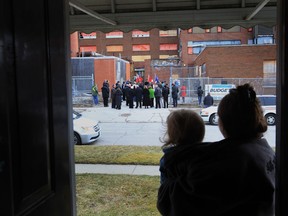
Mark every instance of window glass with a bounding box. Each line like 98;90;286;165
159;55;178;59
79;32;97;39
132;55;151;62
80;46;97;52
106;31;123;38
132;30;150;37
217;26;222;33
106;45;123;52
187;40;241;54
160;44;177;51
263;60;276;87
132;44;150;51
201;63;206;76
159;30;177;37
256;36;274;44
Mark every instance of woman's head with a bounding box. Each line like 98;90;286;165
217;83;267;139
162;109;205;147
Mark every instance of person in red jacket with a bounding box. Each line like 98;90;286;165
180;85;187;103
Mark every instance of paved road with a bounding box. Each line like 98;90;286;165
75;103;276;148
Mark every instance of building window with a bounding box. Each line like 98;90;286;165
205;29;211;33
256;36;274;44
188;28;193;33
159;55;178;59
263;60;276;87
106;45;123;52
201;63;206;76
80;46;97;52
187;40;241;54
132;30;150;37
160;44;178;51
159;30;177;37
217;26;222;33
105;31;123;38
248;39;254;44
132;44;150;51
132;55;151;62
187;47;193;54
79;32;97;39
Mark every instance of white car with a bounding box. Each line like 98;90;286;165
200;95;276;126
200;105;219;125
73;110;101;145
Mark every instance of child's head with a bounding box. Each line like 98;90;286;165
162;109;205;148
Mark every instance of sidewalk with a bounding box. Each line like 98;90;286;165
74;101;200;176
75;164;160;176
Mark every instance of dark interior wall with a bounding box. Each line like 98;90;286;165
0;0;76;215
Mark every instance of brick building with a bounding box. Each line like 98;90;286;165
70;25;275;84
71;29;179;78
193;45;276;78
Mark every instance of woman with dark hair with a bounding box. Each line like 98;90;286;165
157;83;275;216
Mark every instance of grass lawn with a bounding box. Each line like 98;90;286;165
76;174;161;216
74;145;163;165
75;145;163;215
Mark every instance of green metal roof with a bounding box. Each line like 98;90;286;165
69;0;277;33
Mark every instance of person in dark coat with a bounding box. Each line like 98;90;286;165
171;83;179;107
142;85;150;109
124;84;130;106
115;85;123;110
110;84;116;108
154;84;162;109
126;85;134;109
101;81;110;107
203;92;214;108
162;84;170;108
135;84;143;108
121;81;126;101
157;83;275;216
197;86;204;106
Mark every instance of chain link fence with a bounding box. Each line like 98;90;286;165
170;77;276;105
72;75;94;96
72;75;95;106
71;64;276;106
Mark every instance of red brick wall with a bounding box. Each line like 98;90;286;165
193;45;276;78
78;29;179;71
94;59;116;91
70;32;79;57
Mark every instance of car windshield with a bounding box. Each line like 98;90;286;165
73;110;82;120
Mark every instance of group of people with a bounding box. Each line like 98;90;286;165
95;79;215;109
197;85;214;107
99;80;183;109
158;83;275;216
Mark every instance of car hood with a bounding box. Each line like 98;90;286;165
73;117;99;127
